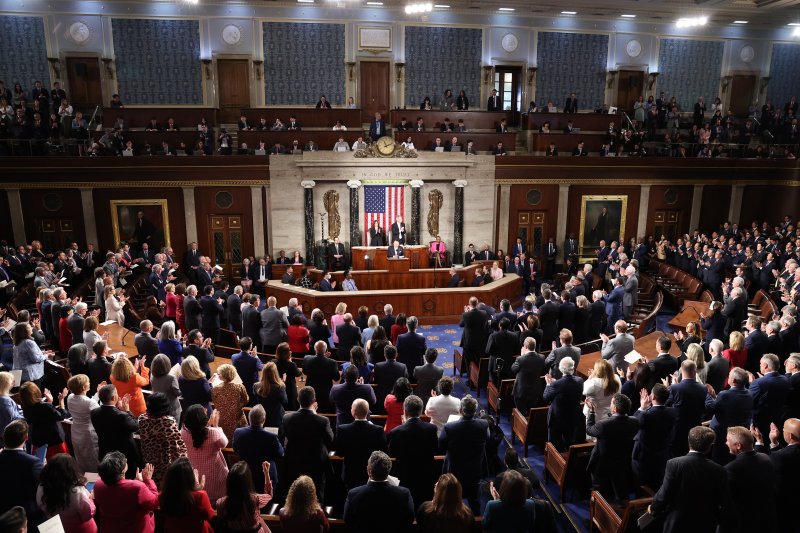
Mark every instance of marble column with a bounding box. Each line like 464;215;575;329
347;180;362;248
409;180;424;245
301;180;316;265
182;187;198;245
728;184;744;224
556;184;570;262
497;185;511;251
80;188;99;247
251;186;266;257
453;180;467;264
6;189;26;246
637;185;651;239
689;185;704;232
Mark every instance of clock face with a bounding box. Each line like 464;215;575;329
221;25;242;46
740;45;755;63
501;33;519;53
376;136;396;156
68;22;90;44
626;39;642;58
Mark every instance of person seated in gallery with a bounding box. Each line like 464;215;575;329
493;142;508;156
305;140;319;152
270;118;286;131
269;142;285;154
238;114;252;131
430;236;447;267
316;95;332;109
165;118;178;131
396;117;411;131
446;137;461;152
332;120;348;131
110;93;124;108
352;137;367;151
256;117;269;130
287;116;301;131
145;117;161;131
545;142;558;157
387;240;405;258
333;137;350;151
539;121;551;133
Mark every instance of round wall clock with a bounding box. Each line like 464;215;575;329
626;39;642;58
68;22;91;44
501;33;519;53
221;24;242;46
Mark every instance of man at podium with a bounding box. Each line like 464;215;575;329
387;240;405;258
429;235;447;267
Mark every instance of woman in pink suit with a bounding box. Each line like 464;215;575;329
429;235;447;267
93;452;159;533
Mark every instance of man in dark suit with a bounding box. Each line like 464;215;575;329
464;243;479;266
373;346;408;410
334;399;387;489
721;285;747;336
724;425;778;533
330;365;376;425
183;329;215;379
335;313;362;360
328;237;347;270
753;417;800;531
558;291;577;332
785;354;800;419
343;451;415;532
564;233;579;264
490;299;517;330
388;395;439;509
148;265;166;302
564;92;578;113
512;237;527;258
280;386;334;502
368;112;386;141
706;367;754;464
260;296;289;355
439;395;489;514
232;337;263;407
447;267;461;288
183;285;203;332
68;302;88;350
91;385;141;479
486;317;518;384
380;304;396;334
544;238;558;279
232;405;284;492
387;240;405;258
412;348;444;406
226;286;243;334
647;336;680;382
459;297;488;369
586;393;639;502
0;420;43;520
487;89;501;111
395;316;426;372
199;284;225;344
749;353;790;439
633;384;677;491
650;426;733;532
391;216;407;245
303;341;341;413
545;329;581;378
134;319;159;364
241;295;262;349
539;289;560;348
664;360;707;457
543;356;584;451
511;337;546;413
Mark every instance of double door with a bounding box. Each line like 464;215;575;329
209;215;244;280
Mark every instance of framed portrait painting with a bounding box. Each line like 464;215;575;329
579;195;627;252
110;199;170;251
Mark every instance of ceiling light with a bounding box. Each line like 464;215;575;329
297;0;314;3
366;2;383;5
499;7;515;11
561;11;577;15
732;20;748;24
676;16;708;28
794;27;800;37
433;4;449;7
620;14;636;18
405;2;432;14
789;22;800;26
182;0;199;4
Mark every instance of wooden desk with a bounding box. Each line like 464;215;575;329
524;112;618;132
239;108;363;128
308;261;494;289
237;130;365;151
393;132;517;152
351;246;429;270
97;323;140;358
576;330;681;378
389;110;510;131
528;132;608;153
667;300;709;332
267;274;522;325
92;130;203;151
101;107;219;128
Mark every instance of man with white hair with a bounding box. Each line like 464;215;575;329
721;285;747;336
600;320;635;373
765;320;784;361
622;265;638;320
705;338;729;394
543;356;584;451
232;404;284;493
68;301;90;348
784;354;800;418
183;284;202;332
749;353;790;439
227;285;244;334
380;304;395;333
779;315;800;355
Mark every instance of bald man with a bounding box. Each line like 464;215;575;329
333;398;387;489
724;426;777;533
753;418;800;531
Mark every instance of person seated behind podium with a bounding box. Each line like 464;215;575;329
496;118;509;133
270;118;286;131
440;118;454;132
319;271;336;292
165;118;178;132
446;137;461;152
430;235;447;265
419;96;432;110
447;268;461;288
281;267;295;285
387;240;404;258
493;142;507;156
145;117;161;132
315;95;332;109
539;121;551;133
332;120;347;131
396;117;411;131
431;137;445;151
269;142;285;155
287;116;301;131
401;137;416;151
545;142;558;157
333;137;350;151
238;114;252;131
572;141;588;156
304;140;318;152
256;117;269;131
415;117;425;131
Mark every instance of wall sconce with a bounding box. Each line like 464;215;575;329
527;66;537;86
483;65;494;84
759;76;771;95
201;59;213;80
720;75;733;93
47;57;61;79
346;62;356;82
395;62;405;83
101;58;114;79
253;60;263;81
648;72;659;90
607;71;618;89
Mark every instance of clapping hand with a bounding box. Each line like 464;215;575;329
639;388;652;410
43;388;54;403
769;422;781;446
751;424;764;444
584;397;596;413
544;373;555;385
489;481;500;500
209;409;221;427
194;468;206;490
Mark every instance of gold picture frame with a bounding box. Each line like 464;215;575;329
110;199;171;250
578;195;627;259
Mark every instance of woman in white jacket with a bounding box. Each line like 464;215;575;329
104;284;127;326
582;358;621;421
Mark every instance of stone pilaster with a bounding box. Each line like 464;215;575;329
453;180;467;264
409;179;424;245
347;180;362;248
301;180;316;265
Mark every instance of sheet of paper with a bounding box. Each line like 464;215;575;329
624;349;644;365
447;414;461;423
100;320;116;326
11;369;22;387
38;515;65;533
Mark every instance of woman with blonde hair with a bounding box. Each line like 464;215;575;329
65;374;100;473
675;321;701;353
683;343;707;384
417;473;474;532
252;362;288;428
723;330;747;370
179;356;212;414
110;356;150;417
82;316;104;353
278;476;330;533
104;285;126;326
211;364;249;440
164;283;178;324
582;359;621;420
490;261;504;281
330;302;347;345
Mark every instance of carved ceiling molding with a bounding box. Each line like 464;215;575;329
1;180;271;189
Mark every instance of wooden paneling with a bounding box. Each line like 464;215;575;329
238;131;365;151
239;108;362;128
388;110;510;131
740;185;800;227
615;70;645;115
194;187;255;277
524;112;618;132
566;185;640;248
92;188;187;258
393;132;516;152
698;185;731;231
19;189;85;249
729;75;757;117
359;61;390;123
218;59;252;123
529;132;606;153
351;246;430;270
101;108;219;128
645;185;693;238
91;130;203;152
507;184;560;257
66;57;102;108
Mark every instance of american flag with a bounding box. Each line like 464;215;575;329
364;185;404;245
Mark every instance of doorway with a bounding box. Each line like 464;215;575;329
208;215;244;281
37;218;75;252
516;212;546;258
615;70;645;115
217;59;251;123
729;75;757;116
494;66;522;125
653;211;681;243
65;57;102;108
359;61;390;123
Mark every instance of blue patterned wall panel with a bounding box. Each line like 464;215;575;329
657;39;723;108
768;43;800;108
536;32;608;111
404;26;481;108
263;22;345;106
0;16;50;93
112;18;202;105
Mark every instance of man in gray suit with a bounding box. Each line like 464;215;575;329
413;348;444;405
545;329;581;379
68;302;89;349
600;319;635;373
260;296;289;354
511;337;546;413
134;319;159;365
622;265;638;321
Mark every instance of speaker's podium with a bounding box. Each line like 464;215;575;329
386;257;410;273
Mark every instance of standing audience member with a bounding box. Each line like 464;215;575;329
413;348;444;405
389;395;439;509
510;338;546;413
149;354;182;422
91;384;141;480
252;362;289;428
178;356;212;414
93;452;159;533
483;470;555;532
159;457;215;533
424;376;461;435
333;398;387;490
665;360;707;457
278;476;330;533
232;337;263;407
543;357;584;451
275;342;302;411
416;474;474;533
180;405;229;504
383;377;412;433
0;372;23;447
214;461;273;533
724;426;778;533
110;356;150;417
582;359;621;421
36;454;97;532
19;381;68;460
233;405;284;494
705;367;754;465
302;341;340;413
585;393;639;502
65;374;100;473
633;384;676;491
0;421;43;521
137;392;187;486
211;364;249;440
